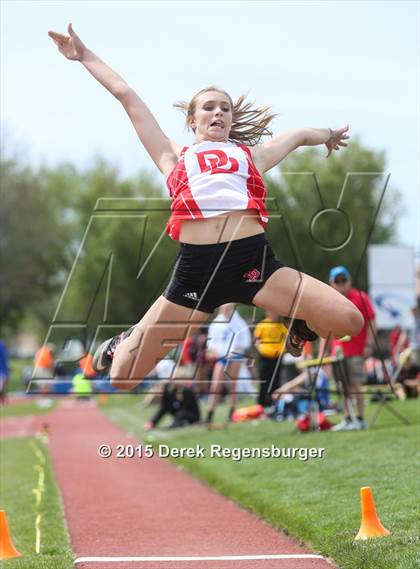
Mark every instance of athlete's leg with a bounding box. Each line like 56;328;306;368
252;267;363;339
110;296;210;390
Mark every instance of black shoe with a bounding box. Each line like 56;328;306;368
291;319;318;341
284;319;318;357
92;326;136;373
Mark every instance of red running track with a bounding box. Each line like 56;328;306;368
45;401;334;569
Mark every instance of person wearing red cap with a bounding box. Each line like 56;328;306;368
321;266;376;430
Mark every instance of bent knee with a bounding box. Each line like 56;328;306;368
344;305;364;337
110;377;135;391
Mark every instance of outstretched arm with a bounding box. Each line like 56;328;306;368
252;125;350;174
48;24;181;176
271;370;308;400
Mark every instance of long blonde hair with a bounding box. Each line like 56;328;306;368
173;86;276;146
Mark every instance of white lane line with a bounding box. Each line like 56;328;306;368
74;554;325;563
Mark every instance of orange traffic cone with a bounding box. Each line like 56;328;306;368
98;393;109;405
355;487;391;540
0;510;21;559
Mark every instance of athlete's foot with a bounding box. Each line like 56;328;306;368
283;318;318;357
93;326;136;373
285;333;306;357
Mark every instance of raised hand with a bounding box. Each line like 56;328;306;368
325;124;350;158
48;23;86;61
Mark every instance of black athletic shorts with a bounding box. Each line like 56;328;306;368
163;233;284;314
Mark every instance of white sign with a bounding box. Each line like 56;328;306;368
368;245;416;329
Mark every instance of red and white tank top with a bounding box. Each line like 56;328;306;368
166;141;268;241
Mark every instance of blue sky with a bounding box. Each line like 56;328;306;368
1;0;419;248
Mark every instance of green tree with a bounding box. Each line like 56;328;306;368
1;137;402;343
0;154;76;335
52;160;178;349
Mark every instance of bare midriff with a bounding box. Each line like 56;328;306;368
178;209;264;244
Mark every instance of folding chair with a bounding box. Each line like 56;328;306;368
367;348;412;427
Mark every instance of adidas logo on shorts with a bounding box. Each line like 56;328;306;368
183;291;199;301
243;267;261;281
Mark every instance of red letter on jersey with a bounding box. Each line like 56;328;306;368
196;150;239;174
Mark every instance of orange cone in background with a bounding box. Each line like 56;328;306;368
0;510;21;559
355;487;391;540
231;404;265;423
98;393;109;405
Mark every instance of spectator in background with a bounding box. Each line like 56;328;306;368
79;352;97;379
140;355;177;408
193;330;213;397
320;266;376;431
236;362;257;396
205;304;252;425
254;311;287;408
388;325;409;366
144;366;201;430
272;366;331;417
180;328;212;397
33;343;55;379
0;340;10;405
69;352;98;400
411;297;420;350
395;350;420;399
71;371;93;400
364;354;392;385
180;335;196;366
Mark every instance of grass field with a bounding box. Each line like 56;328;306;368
101;394;420;569
8;358;32;393
0;394;418;568
0;437;73;569
0;399;57;419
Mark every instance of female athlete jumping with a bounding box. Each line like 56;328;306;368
48;24;364;390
